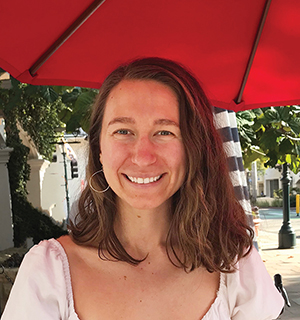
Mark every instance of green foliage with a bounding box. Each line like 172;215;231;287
0;75;68;246
273;187;300;207
0;73;96;247
2;105;67;246
290;194;297;207
271;198;283;207
254;198;294;208
254;200;270;208
5;113;31;199
237;106;300;173
291;187;300;194
236;109;267;169
60;87;98;133
269;188;299;207
0;78;66;160
12;198;67;247
256;159;266;176
273;188;283;199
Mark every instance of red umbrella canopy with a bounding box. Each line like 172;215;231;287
1;0;300;111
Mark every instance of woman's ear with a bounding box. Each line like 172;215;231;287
99;153;102;164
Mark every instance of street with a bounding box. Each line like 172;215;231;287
258;208;300;320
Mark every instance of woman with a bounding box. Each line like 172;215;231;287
2;57;284;319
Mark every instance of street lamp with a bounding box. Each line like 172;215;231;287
275;163;296;249
57;139;80;225
58;141;71;224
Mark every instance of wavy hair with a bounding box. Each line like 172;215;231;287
69;57;253;272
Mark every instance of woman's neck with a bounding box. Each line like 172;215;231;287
114;199;172;259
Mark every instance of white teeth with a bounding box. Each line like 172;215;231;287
127;175;161;184
137;178;143;184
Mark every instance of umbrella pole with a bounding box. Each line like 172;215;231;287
29;0;106;76
278;163;296;249
235;0;272;105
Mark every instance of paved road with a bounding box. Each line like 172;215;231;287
257;208;300;320
259;207;299;220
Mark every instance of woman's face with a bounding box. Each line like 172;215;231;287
100;79;186;211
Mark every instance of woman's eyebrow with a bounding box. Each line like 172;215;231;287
154;119;179;127
108;117;135;126
107;117;179;127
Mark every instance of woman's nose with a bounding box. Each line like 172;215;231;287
131;137;157;166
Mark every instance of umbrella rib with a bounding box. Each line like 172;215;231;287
235;0;272;105
29;0;106;77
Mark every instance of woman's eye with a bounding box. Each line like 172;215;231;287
157;130;173;136
115;129;130;135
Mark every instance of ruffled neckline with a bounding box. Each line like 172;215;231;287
50;239;230;320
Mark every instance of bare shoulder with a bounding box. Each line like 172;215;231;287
56;235;84;260
57;234;75;249
56;235;99;267
56;235;77;256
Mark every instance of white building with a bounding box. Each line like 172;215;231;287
0;114;88;250
0;118;14;250
27;134;88;223
248;161;300;200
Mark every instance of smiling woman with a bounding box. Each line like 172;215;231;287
99;80;186;214
2;58;284;320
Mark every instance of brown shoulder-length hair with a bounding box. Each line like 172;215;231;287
69;57;253;272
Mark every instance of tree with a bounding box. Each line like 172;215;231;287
0;70;98;246
57;86;98;134
236;106;300;173
0;76;66;159
0;74;68;245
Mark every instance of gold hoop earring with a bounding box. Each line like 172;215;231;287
89;170;110;193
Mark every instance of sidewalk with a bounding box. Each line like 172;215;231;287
258;214;300;320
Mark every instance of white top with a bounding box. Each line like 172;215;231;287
2;239;284;320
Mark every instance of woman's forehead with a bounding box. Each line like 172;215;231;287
103;79;180;120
